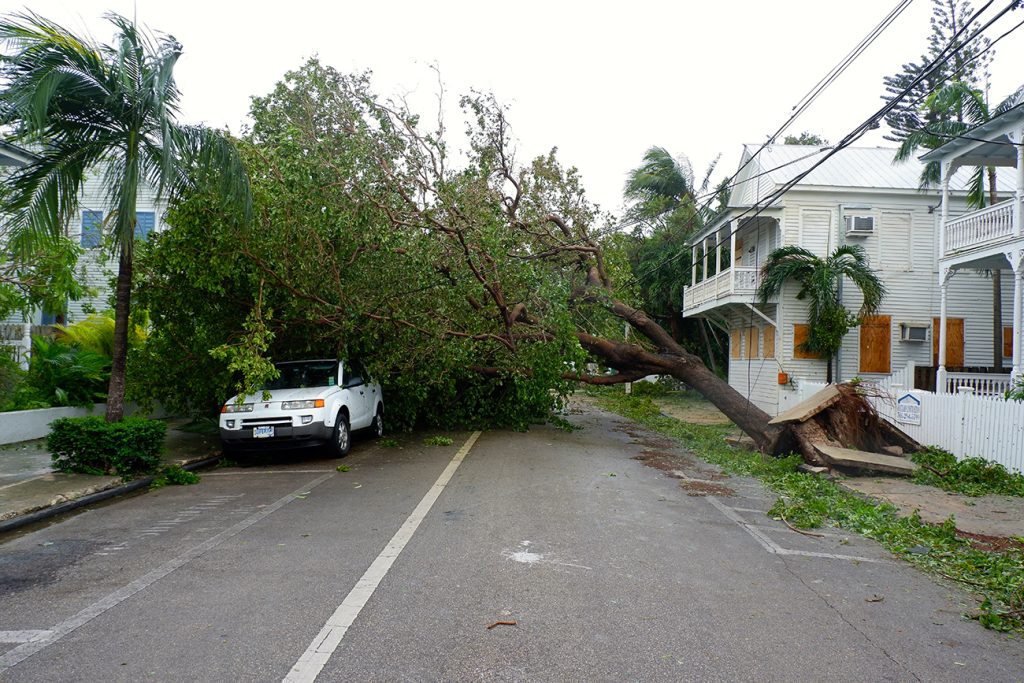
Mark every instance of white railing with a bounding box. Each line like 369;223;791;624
946;372;1012;397
944;197;1018;254
795;381;1024;473
683;266;760;313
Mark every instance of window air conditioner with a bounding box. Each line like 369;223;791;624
844;215;875;236
899;322;929;342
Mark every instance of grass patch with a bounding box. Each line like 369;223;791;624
422;435;454;447
912;447;1024;497
379;438;401;448
336;464;351;472
593;388;1024;633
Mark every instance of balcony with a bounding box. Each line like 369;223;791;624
682;266;761;316
944;197;1021;256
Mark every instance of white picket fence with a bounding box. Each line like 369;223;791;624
797;380;1024;474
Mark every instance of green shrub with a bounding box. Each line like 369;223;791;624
27;336;110;407
48;416;166;477
912;447;1024;497
150;463;200;489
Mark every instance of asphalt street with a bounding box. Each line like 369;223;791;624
0;405;1021;682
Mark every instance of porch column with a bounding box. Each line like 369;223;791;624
691;245;698;284
702;237;710;280
729;220;737;268
937;267;952;393
939;161;952;257
1015;127;1024;238
1012;253;1024;383
715;231;723;274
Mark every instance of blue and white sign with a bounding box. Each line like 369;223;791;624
896;393;921;426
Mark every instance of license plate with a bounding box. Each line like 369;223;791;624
253;426;275;439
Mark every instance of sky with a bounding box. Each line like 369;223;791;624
7;0;1024;215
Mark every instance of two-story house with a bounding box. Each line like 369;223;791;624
683;143;1014;416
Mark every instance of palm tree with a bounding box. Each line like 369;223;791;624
757;244;886;383
0;12;250;421
624;146;719;228
894;80;1024;371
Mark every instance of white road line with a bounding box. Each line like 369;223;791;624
706;496;892;565
283;431;482;683
0;631;51;644
0;472;335;672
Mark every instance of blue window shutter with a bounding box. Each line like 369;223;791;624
135;211;155;240
81;210;103;247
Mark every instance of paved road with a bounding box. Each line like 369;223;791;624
0;405;1021;682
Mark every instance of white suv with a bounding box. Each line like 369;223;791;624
219;359;383;457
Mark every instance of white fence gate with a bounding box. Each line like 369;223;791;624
796;381;1024;474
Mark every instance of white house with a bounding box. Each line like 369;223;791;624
0;156;166;326
921;101;1024;392
683;143;1015;416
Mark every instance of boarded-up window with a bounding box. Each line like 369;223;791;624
746;327;759;359
932;317;964;367
859;315;891;374
763;325;776;358
1004;326;1013;359
730;329;741;359
880;212;911;271
734;239;743;265
793;324;821;359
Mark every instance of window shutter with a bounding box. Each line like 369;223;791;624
859;315;891;373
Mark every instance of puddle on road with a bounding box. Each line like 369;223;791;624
0;538;105;595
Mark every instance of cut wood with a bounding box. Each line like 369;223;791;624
768;385;841;425
813;443;919;476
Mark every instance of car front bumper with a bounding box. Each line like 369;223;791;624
219;420;333;450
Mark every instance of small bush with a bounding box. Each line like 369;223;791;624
150;464;200;489
27;336;110;407
48;416;166;477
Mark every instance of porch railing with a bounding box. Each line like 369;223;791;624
683;266;760;313
944;197;1019;254
946;372;1012;397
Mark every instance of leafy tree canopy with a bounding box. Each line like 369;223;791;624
781;131;829;146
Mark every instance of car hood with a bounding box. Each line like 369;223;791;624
229;386;337;405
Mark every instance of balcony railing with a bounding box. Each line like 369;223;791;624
683;266;760;314
946;372;1012;397
944;197;1020;255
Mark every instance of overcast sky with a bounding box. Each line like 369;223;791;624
10;0;1024;214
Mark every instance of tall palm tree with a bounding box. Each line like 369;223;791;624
0;12;250;421
757;244;886;383
624;146;719;228
895;80;1024;371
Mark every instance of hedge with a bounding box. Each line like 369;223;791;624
47;416;166;477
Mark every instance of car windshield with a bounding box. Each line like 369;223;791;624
264;361;338;390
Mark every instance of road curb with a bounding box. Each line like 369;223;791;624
0;455;222;536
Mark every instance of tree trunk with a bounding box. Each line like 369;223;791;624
105;247;133;423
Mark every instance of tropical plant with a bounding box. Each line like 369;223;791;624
757;245;886;383
0;11;250;422
55;312;147;358
25;335;111;407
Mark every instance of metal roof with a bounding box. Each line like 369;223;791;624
732;142;1014;206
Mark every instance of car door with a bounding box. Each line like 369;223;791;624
343;360;372;429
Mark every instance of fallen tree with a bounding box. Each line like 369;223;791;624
135;61;917;465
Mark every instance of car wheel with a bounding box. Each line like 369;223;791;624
330;414;351;458
371;406;384;438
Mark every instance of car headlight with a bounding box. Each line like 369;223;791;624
282;399;325;410
221;403;254;413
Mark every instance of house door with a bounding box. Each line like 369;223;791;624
932;317;964;367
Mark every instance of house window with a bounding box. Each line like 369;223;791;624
859;315;891;374
730;329;741;359
135;211;155;240
746;327;760;359
763;325;776;359
81;210;103;248
793;324;822;359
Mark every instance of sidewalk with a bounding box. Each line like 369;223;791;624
0;418;221;531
